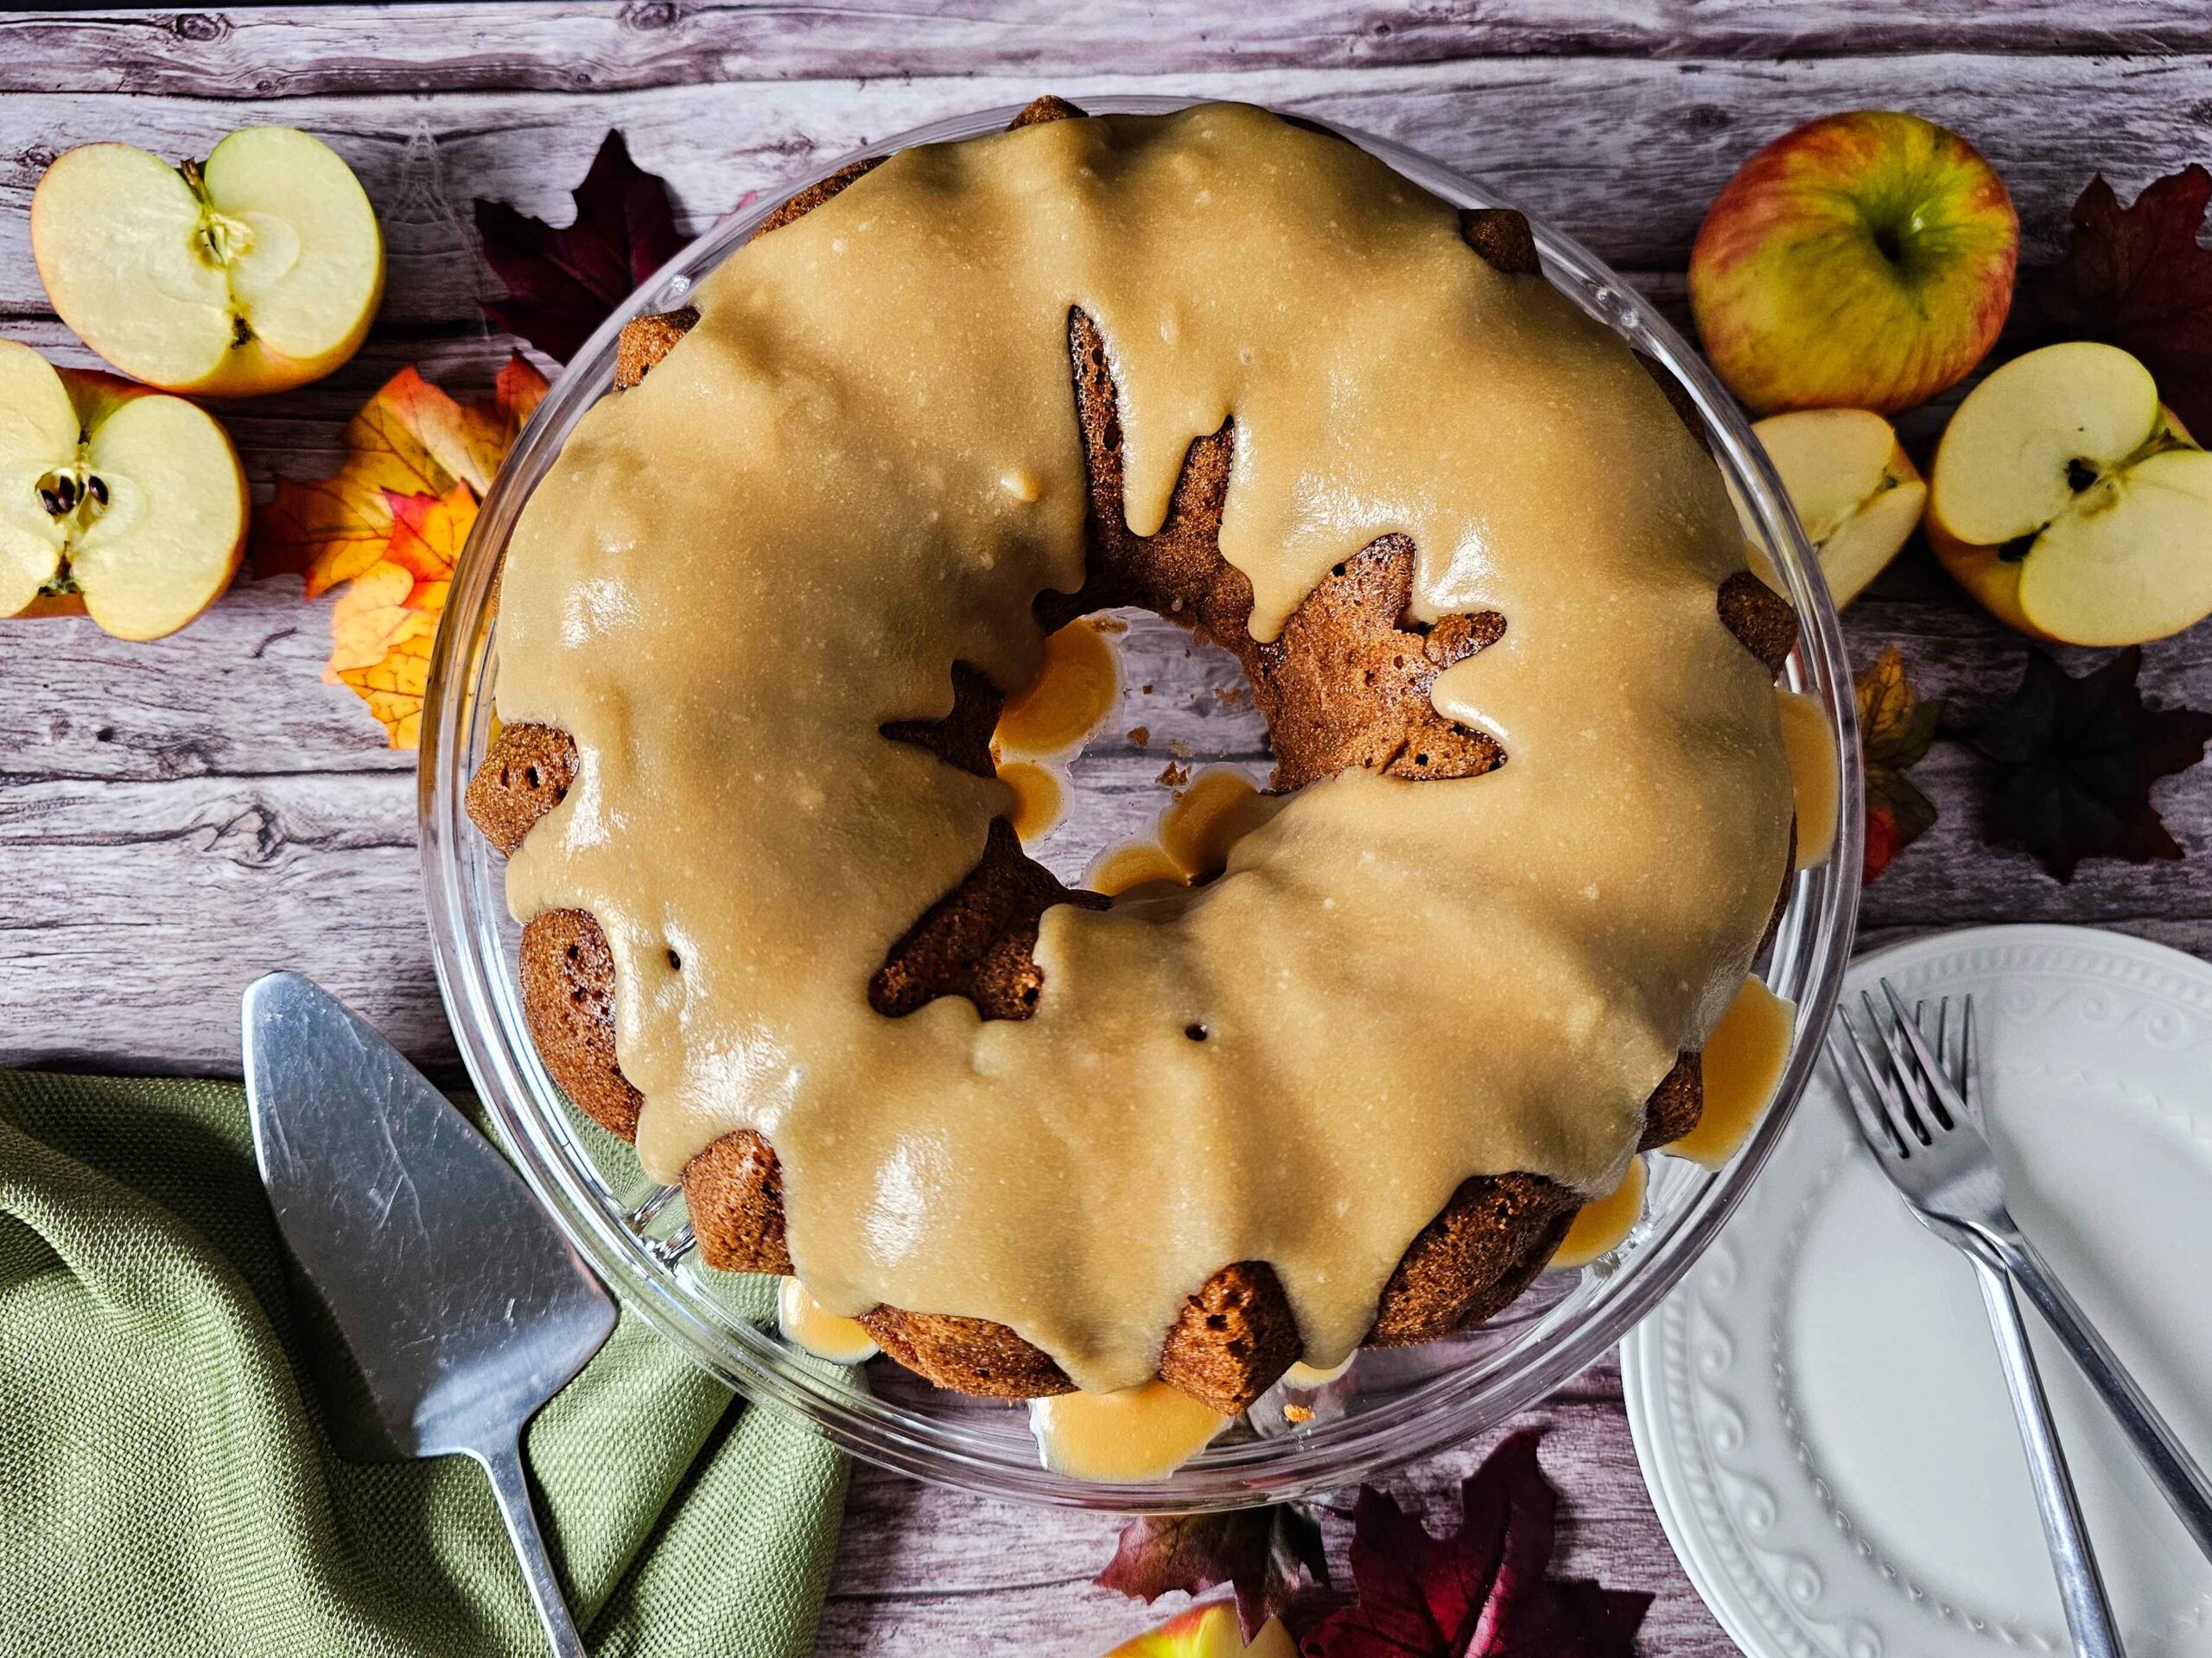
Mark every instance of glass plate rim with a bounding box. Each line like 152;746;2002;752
418;94;1865;1512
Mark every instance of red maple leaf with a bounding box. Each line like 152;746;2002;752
2026;164;2212;441
1302;1432;1649;1658
474;130;687;362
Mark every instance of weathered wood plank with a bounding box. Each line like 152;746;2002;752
0;769;444;1075
6;3;2210;98
817;1382;1736;1656
1849;553;2212;939
3;54;2209;328
0;574;407;785
3;22;2205;1658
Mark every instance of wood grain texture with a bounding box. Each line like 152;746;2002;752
818;1367;1689;1657
7;3;2211;97
5;53;2212;329
5;12;2212;1655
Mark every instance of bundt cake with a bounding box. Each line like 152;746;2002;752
468;98;1802;1420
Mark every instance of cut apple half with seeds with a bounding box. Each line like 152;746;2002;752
1929;340;2212;645
31;127;383;397
0;339;247;639
1751;408;1925;606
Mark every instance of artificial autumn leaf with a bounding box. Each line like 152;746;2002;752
253;355;548;597
475;130;686;362
1954;646;2212;881
1855;645;1942;883
1098;1503;1333;1643
497;352;550;430
337;614;437;750
2025;165;2212;441
383;483;471;615
1302;1432;1649;1658
326;556;418;677
323;486;475;745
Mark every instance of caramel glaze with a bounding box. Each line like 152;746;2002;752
489;103;1796;1393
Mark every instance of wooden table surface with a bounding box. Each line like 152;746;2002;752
8;6;2212;1653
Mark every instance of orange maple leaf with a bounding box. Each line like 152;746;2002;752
254;353;549;598
336;615;438;750
269;354;548;746
326;484;477;744
326;558;418;679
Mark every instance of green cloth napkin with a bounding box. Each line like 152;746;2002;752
0;1070;848;1657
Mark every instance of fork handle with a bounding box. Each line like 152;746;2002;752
1972;1257;2124;1658
1993;1231;2212;1566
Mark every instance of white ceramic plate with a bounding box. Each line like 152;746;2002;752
1624;924;2212;1658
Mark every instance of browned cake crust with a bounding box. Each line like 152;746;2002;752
685;1128;795;1276
466;721;577;856
872;658;1110;1018
1158;1261;1305;1414
1637;1051;1704;1152
1369;1172;1584;1344
518;908;643;1140
470;93;1802;1415
613;308;698;393
861;1304;1072;1397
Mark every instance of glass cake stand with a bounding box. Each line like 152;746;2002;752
419;97;1864;1512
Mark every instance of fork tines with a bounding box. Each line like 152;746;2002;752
1825;981;1980;1159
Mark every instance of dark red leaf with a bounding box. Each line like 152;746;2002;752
1096;1504;1332;1642
2026;166;2212;441
474;130;687;362
1954;646;2212;881
1303;1432;1649;1658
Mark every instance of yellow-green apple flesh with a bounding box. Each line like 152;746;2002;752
0;339;247;639
1751;408;1925;605
32;127;383;397
1929;340;2212;645
1692;111;2018;416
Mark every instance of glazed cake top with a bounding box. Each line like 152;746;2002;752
496;103;1792;1391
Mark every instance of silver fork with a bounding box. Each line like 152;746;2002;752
1839;983;2212;1562
1831;984;2121;1657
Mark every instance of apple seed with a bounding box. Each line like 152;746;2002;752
35;470;75;517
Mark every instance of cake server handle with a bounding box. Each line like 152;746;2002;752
470;1430;589;1658
1991;1229;2212;1566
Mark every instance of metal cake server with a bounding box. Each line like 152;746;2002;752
242;972;616;1658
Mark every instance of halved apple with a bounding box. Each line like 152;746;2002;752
1753;408;1926;606
32;127;383;397
1928;340;2212;645
0;340;248;639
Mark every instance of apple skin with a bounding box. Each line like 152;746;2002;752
1103;1604;1297;1658
3;360;248;638
1691;111;2018;416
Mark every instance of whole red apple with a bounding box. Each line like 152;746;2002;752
1690;110;2018;415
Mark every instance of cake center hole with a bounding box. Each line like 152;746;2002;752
1004;607;1272;889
